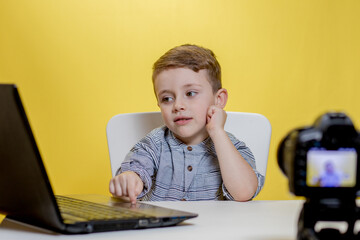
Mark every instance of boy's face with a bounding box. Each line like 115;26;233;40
154;68;218;145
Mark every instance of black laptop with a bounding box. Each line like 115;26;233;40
0;84;197;234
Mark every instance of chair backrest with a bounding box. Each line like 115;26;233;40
106;112;271;179
106;112;165;177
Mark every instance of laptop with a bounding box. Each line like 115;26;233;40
0;84;197;234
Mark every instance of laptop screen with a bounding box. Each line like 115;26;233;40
0;84;64;230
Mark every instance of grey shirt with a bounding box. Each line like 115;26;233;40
118;126;264;201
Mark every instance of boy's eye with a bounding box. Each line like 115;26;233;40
186;91;197;97
161;96;173;103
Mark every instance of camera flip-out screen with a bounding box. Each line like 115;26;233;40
306;148;357;188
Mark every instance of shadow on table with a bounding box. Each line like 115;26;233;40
0;219;59;235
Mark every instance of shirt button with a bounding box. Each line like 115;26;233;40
187;146;193;151
187;165;193;172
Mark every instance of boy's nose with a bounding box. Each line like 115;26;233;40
173;99;185;112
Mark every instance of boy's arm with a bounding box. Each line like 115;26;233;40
206;106;258;201
109;128;162;203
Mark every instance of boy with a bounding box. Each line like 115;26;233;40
109;44;264;203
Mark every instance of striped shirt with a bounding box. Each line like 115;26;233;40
118;126;264;201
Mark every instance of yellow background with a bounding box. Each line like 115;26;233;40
1;1;360;219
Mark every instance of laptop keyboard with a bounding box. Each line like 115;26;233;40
56;195;151;223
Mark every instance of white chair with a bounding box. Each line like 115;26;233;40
106;112;271;179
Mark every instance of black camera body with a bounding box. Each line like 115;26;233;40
278;112;360;199
278;112;360;239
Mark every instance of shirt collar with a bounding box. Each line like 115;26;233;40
166;128;215;153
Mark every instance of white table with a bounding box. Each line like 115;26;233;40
0;200;303;240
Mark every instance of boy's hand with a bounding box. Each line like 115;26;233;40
109;171;144;205
206;105;227;136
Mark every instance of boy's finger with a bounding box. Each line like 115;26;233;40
109;180;115;194
120;178;127;197
127;179;137;204
114;177;123;197
208;105;216;115
128;191;136;205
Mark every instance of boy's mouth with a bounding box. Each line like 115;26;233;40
174;116;192;125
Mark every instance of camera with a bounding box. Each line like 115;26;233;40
278;112;360;198
277;112;360;239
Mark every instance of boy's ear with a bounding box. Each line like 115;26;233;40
214;88;228;109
